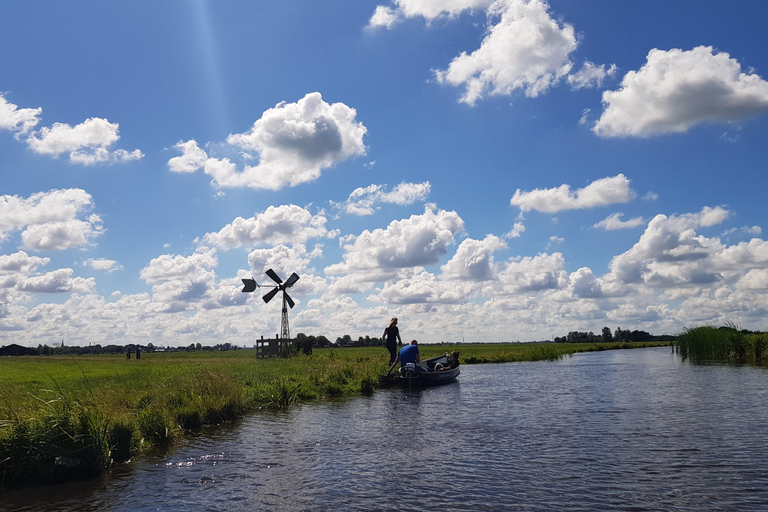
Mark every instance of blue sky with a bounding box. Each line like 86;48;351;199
2;0;768;346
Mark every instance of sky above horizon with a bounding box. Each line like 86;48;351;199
2;1;768;347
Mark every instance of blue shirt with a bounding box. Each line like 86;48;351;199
399;344;419;365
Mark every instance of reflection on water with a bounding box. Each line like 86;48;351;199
4;347;768;511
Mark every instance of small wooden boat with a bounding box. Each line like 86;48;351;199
394;354;460;388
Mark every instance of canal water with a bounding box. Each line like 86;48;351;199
3;346;768;511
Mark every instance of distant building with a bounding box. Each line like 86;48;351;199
0;344;40;356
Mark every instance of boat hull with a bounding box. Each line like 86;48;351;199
396;353;460;388
397;366;460;388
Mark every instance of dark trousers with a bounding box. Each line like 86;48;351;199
386;342;397;365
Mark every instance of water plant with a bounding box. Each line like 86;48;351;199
676;324;768;364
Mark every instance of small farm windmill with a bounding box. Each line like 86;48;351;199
242;269;300;339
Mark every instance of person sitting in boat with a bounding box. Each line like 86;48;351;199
385;339;421;376
446;351;460;369
436;351;460;371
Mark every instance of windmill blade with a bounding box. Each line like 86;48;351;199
265;268;283;284
285;292;295;309
241;278;258;293
262;287;279;304
284;272;300;287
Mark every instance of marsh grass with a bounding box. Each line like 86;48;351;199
258;378;301;409
676;325;768;364
0;341;668;489
0;389;111;489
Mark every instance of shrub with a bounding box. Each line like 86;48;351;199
277;343;299;358
360;376;376;395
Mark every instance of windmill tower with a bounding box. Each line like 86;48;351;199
242;268;300;339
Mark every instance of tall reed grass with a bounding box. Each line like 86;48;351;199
676;325;768;364
0;390;111;489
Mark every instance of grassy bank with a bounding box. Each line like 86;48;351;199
676;325;768;364
0;341;668;490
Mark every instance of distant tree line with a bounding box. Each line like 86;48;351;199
329;334;385;347
32;342;246;355
294;333;387;348
553;327;676;343
295;333;332;347
30;334;382;355
34;344;146;355
25;326;677;355
178;343;244;352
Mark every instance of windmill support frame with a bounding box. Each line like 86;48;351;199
242;268;299;347
281;293;290;339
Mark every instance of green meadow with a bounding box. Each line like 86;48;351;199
0;341;668;490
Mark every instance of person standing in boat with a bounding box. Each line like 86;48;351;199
382;317;402;366
386;339;420;376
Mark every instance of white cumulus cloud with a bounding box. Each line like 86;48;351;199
435;0;577;105
326;206;464;275
736;269;768;291
594;212;646;231
204;205;332;249
368;5;401;29
175;92;367;191
368;0;494;28
139;249;218;284
567;62;617;90
374;269;472;304
84;258;123;272
0;251;49;275
26;117;143;165
606;206;731;287
488;252;567;294
594;46;768;137
138;249;223;313
334;181;431;215
168;140;208;173
504;222;525;239
511;174;636;214
16;268;95;293
21;215;105;251
0;189;104;250
441;235;507;281
247;244;323;277
0;93;41;135
568;267;603;299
